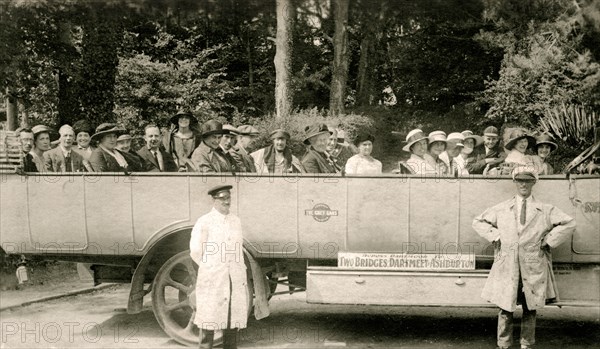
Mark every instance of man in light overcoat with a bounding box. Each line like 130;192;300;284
190;185;248;349
472;167;575;349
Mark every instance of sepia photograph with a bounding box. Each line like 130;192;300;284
1;0;599;348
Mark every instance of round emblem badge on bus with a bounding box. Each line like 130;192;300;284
305;203;338;222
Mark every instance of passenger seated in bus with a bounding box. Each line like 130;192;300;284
163;111;202;171
190;120;236;173
489;128;540;176
439;132;464;177
327;128;356;172
89;123;132;172
455;130;483;176
424;130;449;175
44;125;86;172
467;126;505;174
30;125;53;172
114;133;144;172
301;123;339;174
136;124;177;172
15;127;37;172
344;132;381;175
232;125;259;173
72;119;94;161
534;133;558;175
401;128;431;175
251;129;305;175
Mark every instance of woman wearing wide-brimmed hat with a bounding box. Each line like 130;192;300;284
30;125;53;172
423;130;449;175
344;132;382;175
492;127;539;176
455;130;483;176
88;123;131;172
401;128;435;175
162;110;202;170
534;133;558;175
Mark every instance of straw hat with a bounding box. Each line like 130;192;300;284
428;130;447;146
402;129;428;152
461;130;483;147
446;132;465;147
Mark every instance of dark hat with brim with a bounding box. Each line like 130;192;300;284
303;123;332;145
201;120;229;138
354;132;375;146
90;123;127;142
504;128;536;151
535;133;558;152
270;129;290;140
403;129;428;153
208;184;233;197
72;120;94;136
170;111;198;126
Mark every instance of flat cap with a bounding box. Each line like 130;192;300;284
208;184;233;197
483;126;499;137
237;125;260;136
512;166;539;181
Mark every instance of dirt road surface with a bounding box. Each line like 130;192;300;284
1;284;599;348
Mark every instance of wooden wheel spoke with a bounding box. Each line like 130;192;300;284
165;276;191;294
183;310;196;332
166;299;189;312
183;259;197;280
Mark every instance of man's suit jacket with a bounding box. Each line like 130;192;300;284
232;145;257;173
44;146;86;172
301;147;338;174
137;147;178;172
467;145;506;174
190;142;236;173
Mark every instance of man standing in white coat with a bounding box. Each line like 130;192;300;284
472;167;575;349
190;184;248;349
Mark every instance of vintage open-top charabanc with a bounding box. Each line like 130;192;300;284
1;166;598;346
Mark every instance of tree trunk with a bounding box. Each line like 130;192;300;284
56;20;79;126
274;0;294;119
329;0;349;116
5;87;17;131
17;97;28;128
356;29;375;106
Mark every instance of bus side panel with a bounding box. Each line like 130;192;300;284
239;176;300;257
132;176;191;251
28;176;87;251
85;176;135;253
0;175;30;253
346;178;409;252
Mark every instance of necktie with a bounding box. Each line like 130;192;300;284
65;153;72;172
152;151;161;171
520;199;527;225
